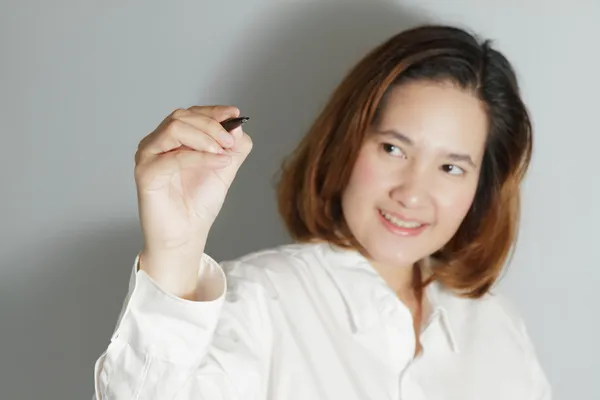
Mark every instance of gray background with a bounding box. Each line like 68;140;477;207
1;0;598;399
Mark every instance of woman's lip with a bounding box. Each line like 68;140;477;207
378;209;427;225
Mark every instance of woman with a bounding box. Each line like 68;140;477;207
93;25;551;399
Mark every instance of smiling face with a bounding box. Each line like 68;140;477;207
341;80;489;270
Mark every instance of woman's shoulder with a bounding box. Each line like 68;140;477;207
211;242;326;298
225;241;319;264
217;241;324;274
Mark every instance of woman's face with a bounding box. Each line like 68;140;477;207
341;80;488;269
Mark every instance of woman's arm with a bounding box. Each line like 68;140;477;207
93;253;274;400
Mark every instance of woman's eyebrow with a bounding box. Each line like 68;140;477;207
446;153;476;168
373;129;414;146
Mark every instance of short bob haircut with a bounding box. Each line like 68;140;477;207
276;24;532;298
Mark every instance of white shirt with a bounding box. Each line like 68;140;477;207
93;242;551;400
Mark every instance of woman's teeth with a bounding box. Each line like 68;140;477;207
380;210;423;228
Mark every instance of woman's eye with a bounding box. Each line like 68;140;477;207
442;164;465;176
382;143;405;157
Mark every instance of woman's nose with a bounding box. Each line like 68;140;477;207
390;169;430;209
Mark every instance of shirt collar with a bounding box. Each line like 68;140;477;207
317;242;460;353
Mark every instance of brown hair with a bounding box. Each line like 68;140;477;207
276;24;533;298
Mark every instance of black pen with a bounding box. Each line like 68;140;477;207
220;116;249;132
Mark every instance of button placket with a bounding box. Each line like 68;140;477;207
398;367;428;400
375;290;416;376
396;308;446;399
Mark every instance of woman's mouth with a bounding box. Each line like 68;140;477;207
378;209;428;236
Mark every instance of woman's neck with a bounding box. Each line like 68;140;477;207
370;259;415;295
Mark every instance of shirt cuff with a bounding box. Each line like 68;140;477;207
110;253;226;366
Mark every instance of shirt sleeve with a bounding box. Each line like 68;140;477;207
493;293;552;400
508;299;552;400
93;253;274;400
524;326;552;400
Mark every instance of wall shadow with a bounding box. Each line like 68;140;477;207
0;1;427;398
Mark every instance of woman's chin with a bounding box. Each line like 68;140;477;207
362;241;423;269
